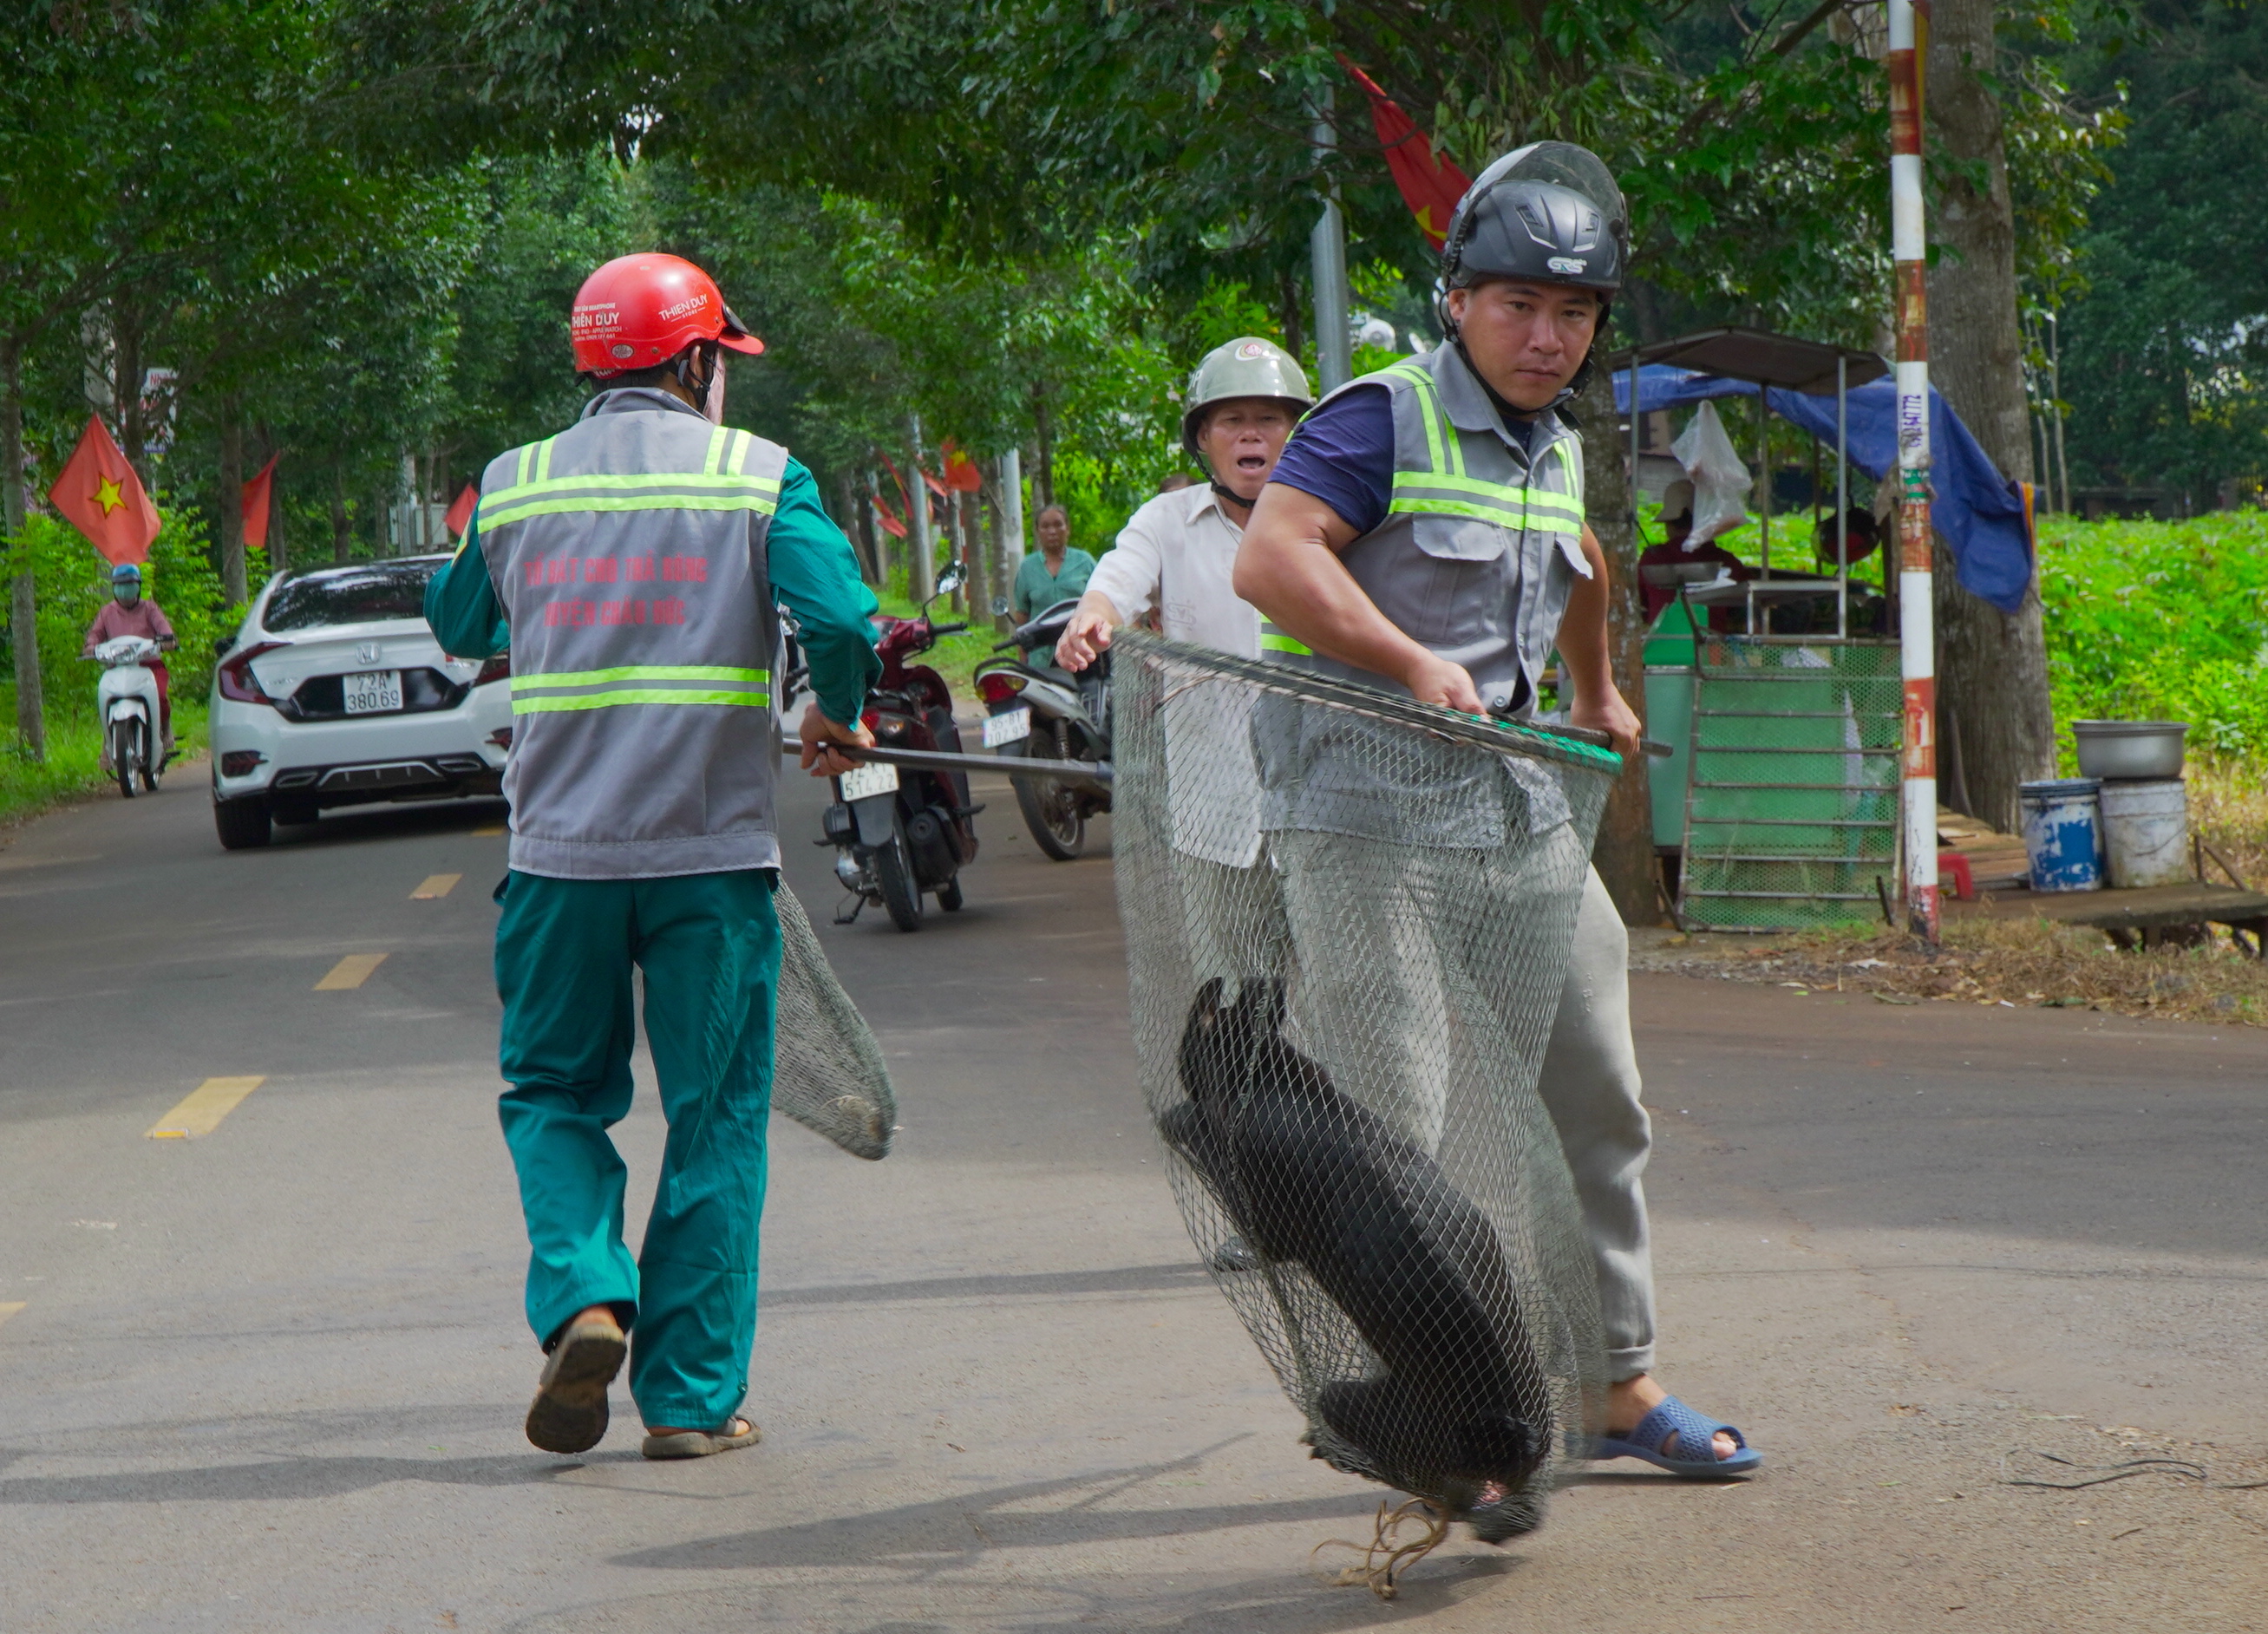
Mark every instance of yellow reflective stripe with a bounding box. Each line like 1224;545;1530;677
480;492;780;529
513;688;772;715
516;442;536;487
480;471;784;507
726;430;756;476
534;437;557;484
1258;627;1312;656
702;425;729;476
512;664;768;690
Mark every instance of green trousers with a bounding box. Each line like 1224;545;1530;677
493;867;779;1431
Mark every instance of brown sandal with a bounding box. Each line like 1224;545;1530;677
641;1417;762;1460
523;1310;626;1454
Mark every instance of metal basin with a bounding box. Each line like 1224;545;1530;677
2073;720;2186;781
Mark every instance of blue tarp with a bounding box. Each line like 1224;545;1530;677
1613;364;2034;613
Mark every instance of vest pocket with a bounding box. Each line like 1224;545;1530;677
1407;518;1516;646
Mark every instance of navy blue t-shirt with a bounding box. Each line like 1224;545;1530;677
1271;379;1533;534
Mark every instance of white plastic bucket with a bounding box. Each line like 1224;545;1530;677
2099;778;2190;889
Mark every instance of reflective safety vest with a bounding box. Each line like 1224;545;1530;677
475;387;789;879
1260;341;1591;717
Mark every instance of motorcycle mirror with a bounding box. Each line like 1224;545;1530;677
989;595;1010;618
935;562;966;597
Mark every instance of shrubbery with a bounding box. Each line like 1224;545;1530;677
2038;514;2268;763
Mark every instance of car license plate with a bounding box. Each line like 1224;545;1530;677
839;761;899;802
343;669;402;715
983;706;1032;748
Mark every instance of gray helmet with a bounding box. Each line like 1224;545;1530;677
1180;337;1313;465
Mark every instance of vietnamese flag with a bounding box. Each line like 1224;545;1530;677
1340;58;1472;251
873;495;908;539
940;441;982;493
444;482;478;540
241;454;279;553
49;415;160;565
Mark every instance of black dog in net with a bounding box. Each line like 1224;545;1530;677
1109;633;1620;1541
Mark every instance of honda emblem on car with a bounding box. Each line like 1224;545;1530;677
357;641;379;664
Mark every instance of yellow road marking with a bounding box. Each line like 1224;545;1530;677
471;823;505;837
410;873;461;899
0;1302;23;1329
147;1076;266;1140
316;953;388;990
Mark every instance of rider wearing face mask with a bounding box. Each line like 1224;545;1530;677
1053;337;1312;673
83;563;178;751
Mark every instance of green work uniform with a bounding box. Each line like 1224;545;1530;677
1011;546;1097;621
426;389;879;1432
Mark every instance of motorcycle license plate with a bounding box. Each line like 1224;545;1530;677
839;761;899;802
982;706;1032;748
343;669;403;715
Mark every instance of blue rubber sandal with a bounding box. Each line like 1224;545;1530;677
1594;1395;1761;1477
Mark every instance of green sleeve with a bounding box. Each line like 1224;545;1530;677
768;458;880;726
424;515;509;658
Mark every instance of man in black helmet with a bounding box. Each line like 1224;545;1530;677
1235;143;1758;1476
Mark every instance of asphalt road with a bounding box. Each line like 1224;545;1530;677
3;755;2265;1632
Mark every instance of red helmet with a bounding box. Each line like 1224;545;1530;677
569;252;765;376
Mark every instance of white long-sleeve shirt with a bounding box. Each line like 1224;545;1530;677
1086;485;1260;659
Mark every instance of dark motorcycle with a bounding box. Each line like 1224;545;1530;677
820;565;982;931
971;596;1112;861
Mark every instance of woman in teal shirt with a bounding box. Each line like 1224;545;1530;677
1011;504;1097;620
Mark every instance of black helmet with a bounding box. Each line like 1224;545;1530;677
1440;141;1628;297
1436;141;1628;404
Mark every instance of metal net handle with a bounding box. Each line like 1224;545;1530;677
1113;631;1624;779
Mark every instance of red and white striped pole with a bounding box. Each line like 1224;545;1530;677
1888;0;1939;941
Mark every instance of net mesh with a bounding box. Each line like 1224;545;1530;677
772;881;898;1160
1109;633;1617;1539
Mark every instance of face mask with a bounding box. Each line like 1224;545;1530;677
114;585;140;605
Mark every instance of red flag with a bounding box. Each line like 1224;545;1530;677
48;415;160;565
873;496;908;539
919;467;949;500
941;441;982;493
1341;59;1472;251
444;483;478;540
876;452;912;514
241;455;278;552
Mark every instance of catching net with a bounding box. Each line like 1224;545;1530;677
772;882;898;1160
1109;632;1619;1539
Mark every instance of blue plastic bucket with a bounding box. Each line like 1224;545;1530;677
2020;778;2105;892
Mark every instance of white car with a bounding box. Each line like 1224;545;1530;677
209;555;511;850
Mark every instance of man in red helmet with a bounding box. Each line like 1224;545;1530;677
425;252;881;1461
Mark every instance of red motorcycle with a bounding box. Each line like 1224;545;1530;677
819;565;983;931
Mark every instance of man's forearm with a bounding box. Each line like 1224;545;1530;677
1233;484;1430;688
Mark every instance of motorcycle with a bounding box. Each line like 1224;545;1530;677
91;634;173;798
820;565;983;931
971;596;1112;860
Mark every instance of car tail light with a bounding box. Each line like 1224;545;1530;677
216;641;290;706
219;750;265;777
487;727;513;749
474;655;510;685
977;671;1027;705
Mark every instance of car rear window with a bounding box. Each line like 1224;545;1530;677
265;563;440;631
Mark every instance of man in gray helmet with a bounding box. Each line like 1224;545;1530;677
1055;336;1311;670
1235;142;1759;1476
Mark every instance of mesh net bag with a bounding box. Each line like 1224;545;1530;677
771;881;898;1160
1109;632;1620;1539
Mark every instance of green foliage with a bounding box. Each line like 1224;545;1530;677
2038;513;2268;761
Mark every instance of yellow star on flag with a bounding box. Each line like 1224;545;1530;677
93;474;125;516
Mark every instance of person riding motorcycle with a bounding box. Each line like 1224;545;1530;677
83;563;178;755
1053;337;1311;671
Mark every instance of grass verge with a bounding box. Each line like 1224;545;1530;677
0;696;208;831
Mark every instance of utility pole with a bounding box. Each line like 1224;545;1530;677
906;415;934;605
1890;0;1939;941
1310;108;1352;393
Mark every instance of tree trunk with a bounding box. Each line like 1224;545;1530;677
330;465;351;564
2;342;43;761
905;415;934;605
1925;0;2056;832
1277;269;1305;360
836;470;878;585
258;429;284;572
219;406;247;604
1575;367;1656;924
1030;391;1055;510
